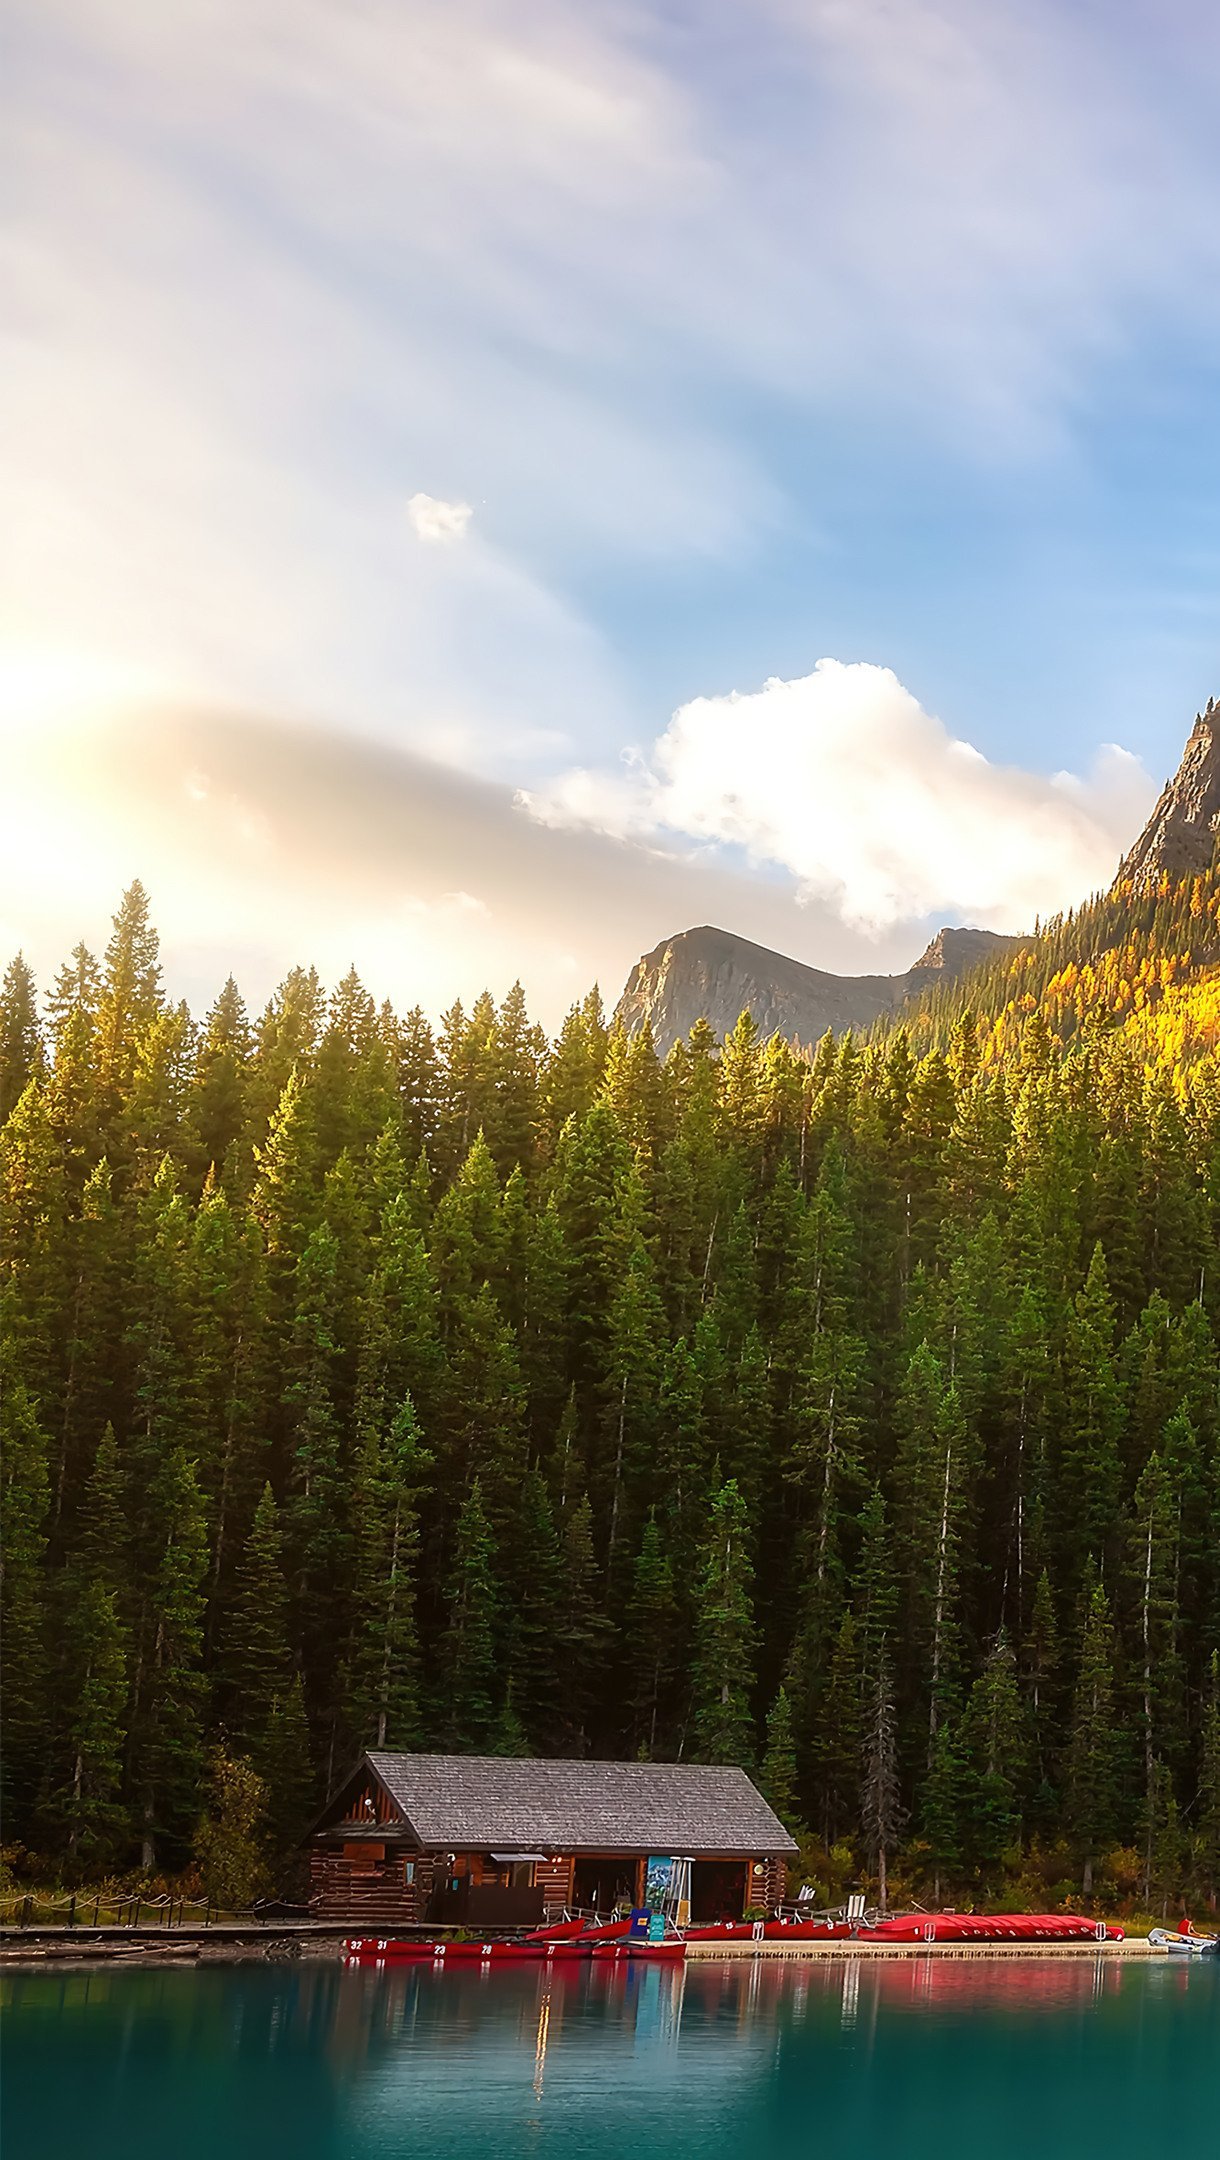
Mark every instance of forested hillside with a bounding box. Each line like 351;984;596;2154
4;881;1220;1914
896;863;1220;1065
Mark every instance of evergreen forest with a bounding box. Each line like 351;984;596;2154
4;878;1220;1917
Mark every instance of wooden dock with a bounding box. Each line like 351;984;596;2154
683;1937;1158;1960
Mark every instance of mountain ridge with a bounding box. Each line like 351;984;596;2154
615;921;1023;1053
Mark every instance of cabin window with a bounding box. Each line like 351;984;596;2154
342;1841;385;1869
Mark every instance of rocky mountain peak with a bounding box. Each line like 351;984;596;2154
1117;697;1220;890
615;921;1022;1054
906;926;1017;981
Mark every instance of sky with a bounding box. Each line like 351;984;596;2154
4;0;1220;1029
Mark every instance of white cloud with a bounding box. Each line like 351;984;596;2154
526;660;1158;932
407;492;473;543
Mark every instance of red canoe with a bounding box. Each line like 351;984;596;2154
861;1913;1124;1944
530;1919;632;1944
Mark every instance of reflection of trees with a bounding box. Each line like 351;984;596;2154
7;1953;1204;2160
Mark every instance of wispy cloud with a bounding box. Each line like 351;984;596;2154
7;0;1220;775
527;660;1157;931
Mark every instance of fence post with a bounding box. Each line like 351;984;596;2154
21;1896;31;1929
93;1894;101;1927
69;1896;77;1930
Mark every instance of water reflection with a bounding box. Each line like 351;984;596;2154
4;1955;1216;2160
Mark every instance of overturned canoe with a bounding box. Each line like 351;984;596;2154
861;1913;1124;1944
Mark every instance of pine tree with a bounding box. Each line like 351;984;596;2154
438;1481;500;1749
862;1645;904;1914
283;1222;349;1704
1125;1446;1184;1880
95;880;163;1110
624;1511;679;1757
1064;1573;1123;1897
813;1610;863;1844
220;1484;295;1768
600;1234;665;1567
263;1675;316;1853
127;1444;210;1869
1058;1245;1124;1585
507;1469;565;1749
855;1484;898;1702
1024;1567;1060;1805
961;1634;1027;1874
194;977;251;1179
690;1479;755;1767
191;1179;268;1614
48;1570;127;1863
555;1494;613;1754
251;1070;321;1299
349;1400;430;1750
920;1717;966;1904
1142;1758;1183;1919
0;952;43;1122
760;1686;804;1832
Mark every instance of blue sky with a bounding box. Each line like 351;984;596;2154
4;0;1220;1021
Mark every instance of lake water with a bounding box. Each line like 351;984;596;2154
3;1953;1216;2160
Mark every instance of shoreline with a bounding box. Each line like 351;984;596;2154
0;1925;1163;1968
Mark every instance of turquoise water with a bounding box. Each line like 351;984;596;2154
3;1954;1216;2159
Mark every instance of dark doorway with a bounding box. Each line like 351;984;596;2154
571;1856;639;1916
690;1861;747;1922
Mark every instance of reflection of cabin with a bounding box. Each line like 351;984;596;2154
308;1752;797;1928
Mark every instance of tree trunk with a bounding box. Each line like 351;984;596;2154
928;1442;953;1759
607;1375;627;1558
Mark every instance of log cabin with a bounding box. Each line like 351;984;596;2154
308;1752;797;1928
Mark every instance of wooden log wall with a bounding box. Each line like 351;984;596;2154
309;1850;431;1925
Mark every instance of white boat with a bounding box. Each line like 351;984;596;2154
1148;1927;1219;1955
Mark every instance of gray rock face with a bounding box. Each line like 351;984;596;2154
615;922;1022;1054
1117;698;1220;890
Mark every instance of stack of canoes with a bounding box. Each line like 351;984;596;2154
860;1913;1124;1944
343;1919;684;1964
343;1909;1131;1964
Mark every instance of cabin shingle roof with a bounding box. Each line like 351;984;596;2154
364;1751;797;1855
